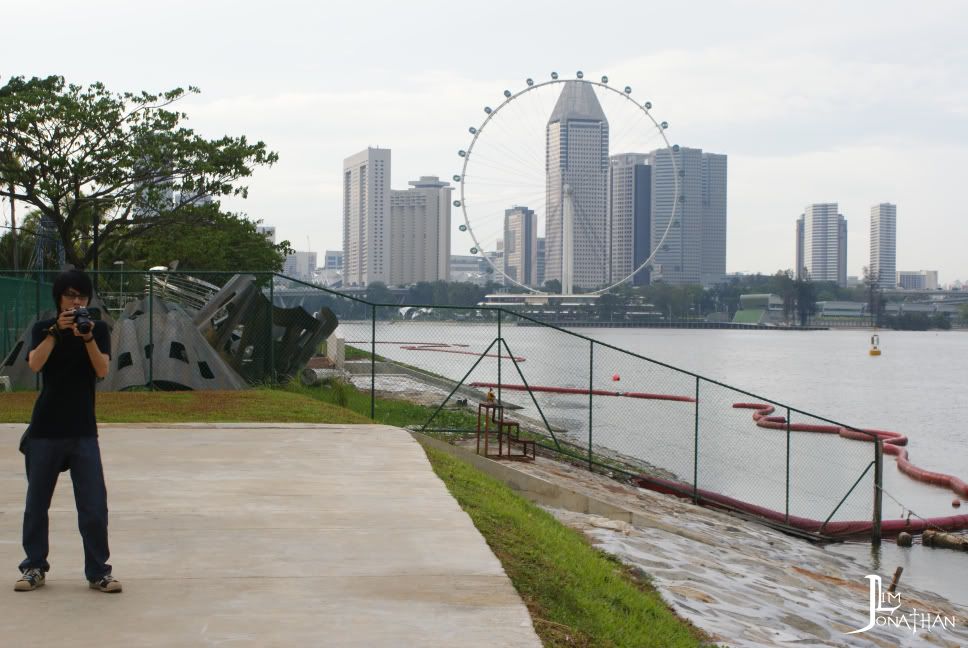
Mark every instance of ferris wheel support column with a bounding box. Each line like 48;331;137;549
562;184;574;295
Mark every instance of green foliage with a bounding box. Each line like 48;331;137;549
0;75;277;269
884;312;952;331
110;205;291;271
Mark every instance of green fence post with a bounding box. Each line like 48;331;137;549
873;438;883;546
693;376;700;504
148;272;154;389
786;406;791;524
268;276;275;384
370;304;376;419
588;340;594;471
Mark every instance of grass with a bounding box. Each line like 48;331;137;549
423;444;711;647
0;388;371;424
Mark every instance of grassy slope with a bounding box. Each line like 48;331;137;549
423;444;710;648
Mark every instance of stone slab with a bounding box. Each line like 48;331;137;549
0;423;540;647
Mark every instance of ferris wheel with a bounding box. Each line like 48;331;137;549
454;71;680;294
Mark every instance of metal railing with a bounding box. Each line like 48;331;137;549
0;269;883;542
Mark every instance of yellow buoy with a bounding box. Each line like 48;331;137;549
869;333;881;356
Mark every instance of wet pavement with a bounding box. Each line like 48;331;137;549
510;455;967;647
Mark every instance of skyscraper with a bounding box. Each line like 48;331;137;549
503;206;538;286
545;82;609;291
607;153;651;286
389;176;452;286
801;203;847;287
648;147;727;286
342;148;391;287
795;217;805;279
700;153;727;286
870;203;897;290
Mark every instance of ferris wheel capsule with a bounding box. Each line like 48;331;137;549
458;224;467;232
484;106;492;114
551;71;559;79
526;78;534;86
601;75;608;83
624;86;632;94
576;70;584;79
644;101;652;109
453;200;461;207
661;121;669;129
458;150;466;157
503;90;512;98
453;174;461;182
470;247;478;254
469;127;477;134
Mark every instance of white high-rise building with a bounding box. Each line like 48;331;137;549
801;203;847;287
503;206;538;286
389;176;452;286
283;251;317;281
342;147;391;287
648;147;727;286
256;225;276;244
545;81;609;291
870;203;897;290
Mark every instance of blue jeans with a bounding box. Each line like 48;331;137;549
20;437;112;581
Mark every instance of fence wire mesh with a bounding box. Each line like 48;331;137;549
0;268;885;540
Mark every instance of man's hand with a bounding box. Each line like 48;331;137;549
57;309;75;332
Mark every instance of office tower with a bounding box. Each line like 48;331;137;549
536;238;546;288
870;203;897;290
801;203;847;287
342;148;391;286
283;251;317;281
545;81;609;291
502;206;538;286
795;217;805;279
256;225;276;244
700;153;727;286
607;153;652;286
323;250;343;270
897;270;938;290
388;176;452;286
647;147;727;286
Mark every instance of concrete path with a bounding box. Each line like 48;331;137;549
0;423;541;647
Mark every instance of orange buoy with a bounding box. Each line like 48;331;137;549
612;374;620;381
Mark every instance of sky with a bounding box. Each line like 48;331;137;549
3;0;967;283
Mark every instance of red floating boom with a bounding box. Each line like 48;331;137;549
633;474;968;537
469;383;696;403
732;403;967;499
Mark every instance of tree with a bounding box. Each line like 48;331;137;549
794;276;817;326
0;75;277;269
112;206;291;271
862;265;884;326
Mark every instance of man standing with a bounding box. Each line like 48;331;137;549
15;269;121;593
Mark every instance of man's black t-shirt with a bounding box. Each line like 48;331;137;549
28;318;111;438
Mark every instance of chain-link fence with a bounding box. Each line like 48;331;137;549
0;268;884;541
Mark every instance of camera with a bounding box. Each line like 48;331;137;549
72;307;98;335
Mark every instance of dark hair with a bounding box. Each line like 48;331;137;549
52;269;93;310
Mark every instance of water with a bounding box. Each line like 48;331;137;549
338;322;968;605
